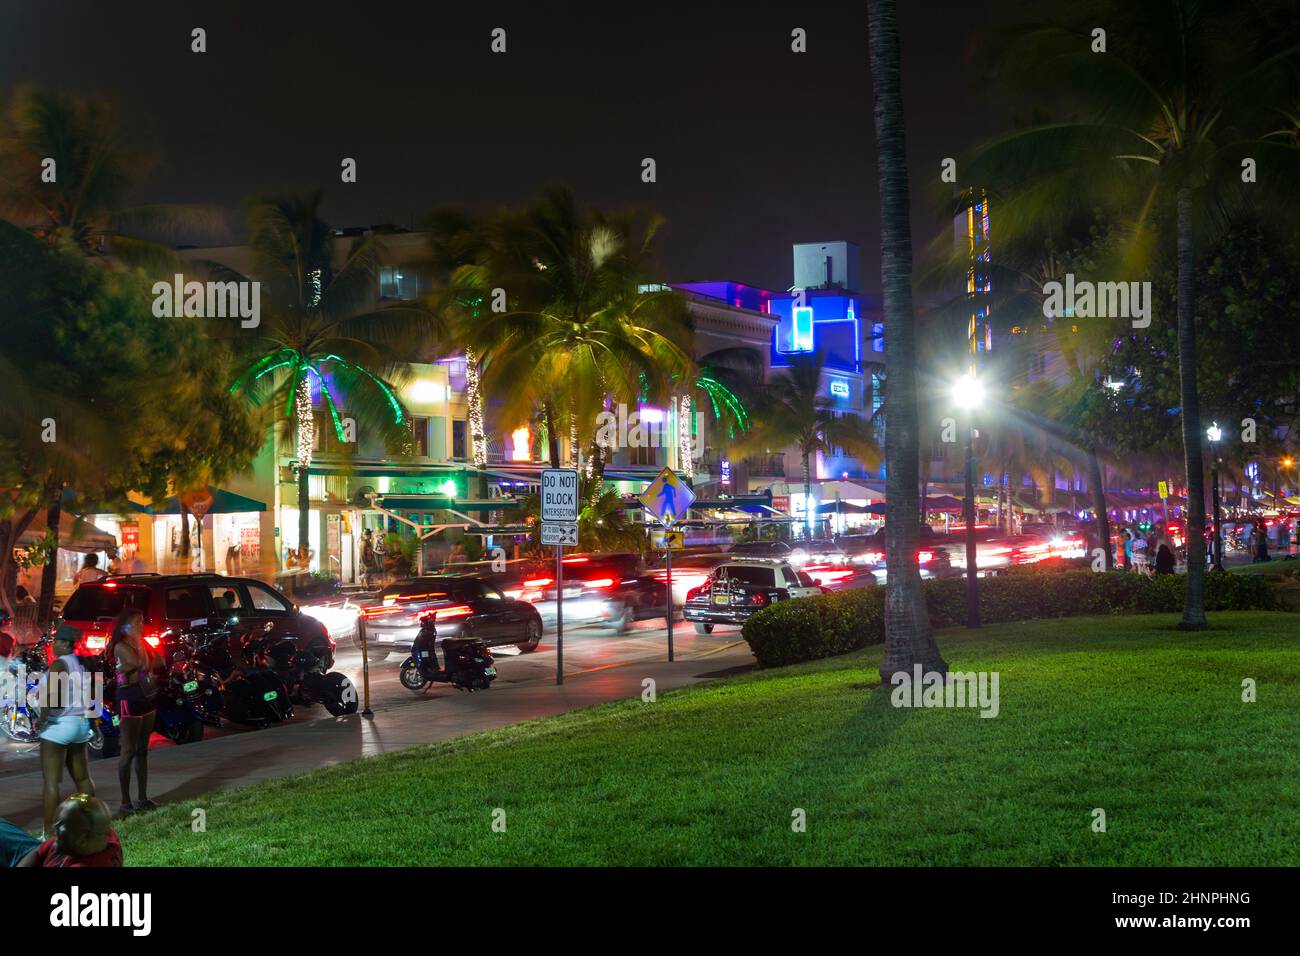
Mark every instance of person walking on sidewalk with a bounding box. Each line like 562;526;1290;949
33;624;96;837
107;609;157;816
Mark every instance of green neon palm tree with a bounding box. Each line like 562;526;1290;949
227;193;435;560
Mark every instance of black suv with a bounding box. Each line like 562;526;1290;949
59;573;336;669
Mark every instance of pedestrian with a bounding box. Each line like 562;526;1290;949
1131;532;1149;573
226;542;241;576
73;554;106;586
4;794;122;868
33;624;95;837
1154;543;1176;575
106;548;122;576
106;609;157;816
1255;519;1271;562
1122;528;1133;571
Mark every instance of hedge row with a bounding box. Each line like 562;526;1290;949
740;570;1286;668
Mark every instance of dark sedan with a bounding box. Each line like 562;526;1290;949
360;575;543;659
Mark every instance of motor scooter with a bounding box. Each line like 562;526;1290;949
398;619;496;693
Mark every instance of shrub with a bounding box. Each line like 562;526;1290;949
741;569;1286;667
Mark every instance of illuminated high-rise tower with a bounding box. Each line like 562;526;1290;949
958;187;992;373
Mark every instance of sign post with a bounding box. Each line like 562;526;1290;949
639;468;696;662
541;469;580;685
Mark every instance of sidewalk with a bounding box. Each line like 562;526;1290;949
0;640;756;830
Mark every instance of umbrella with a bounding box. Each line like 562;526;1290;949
18;511;118;553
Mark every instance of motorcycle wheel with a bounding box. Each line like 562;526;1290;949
175;717;206;744
321;672;359;716
89;724;121;759
517;617;542;652
398;658;430;692
1;707;35;742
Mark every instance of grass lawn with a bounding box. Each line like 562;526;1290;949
119;611;1300;866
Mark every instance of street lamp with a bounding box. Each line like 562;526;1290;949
1206;422;1224;572
952;373;985;628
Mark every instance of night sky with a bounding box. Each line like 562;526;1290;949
1;0;1029;291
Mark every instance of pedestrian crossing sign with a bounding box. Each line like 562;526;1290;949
639;468;696;527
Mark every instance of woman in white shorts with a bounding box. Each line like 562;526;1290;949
34;624;95;836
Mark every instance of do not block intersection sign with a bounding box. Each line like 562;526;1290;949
541;468;579;522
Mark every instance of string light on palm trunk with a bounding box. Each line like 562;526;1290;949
465;348;487;468
678;394;694;479
295;375;314;471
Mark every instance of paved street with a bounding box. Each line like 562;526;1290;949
0;618;755;830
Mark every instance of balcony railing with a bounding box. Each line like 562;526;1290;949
743;453;786;477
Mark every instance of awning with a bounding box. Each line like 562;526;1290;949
149;486;266;515
816;500;875;515
368;495;515;513
18;512;118;553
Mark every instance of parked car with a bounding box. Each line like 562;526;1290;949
360;575;543;659
527;553;669;633
682;560;822;633
58;573;336;669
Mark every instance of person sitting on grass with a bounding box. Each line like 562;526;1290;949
2;793;121;867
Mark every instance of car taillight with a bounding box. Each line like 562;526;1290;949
523;577;554;588
584;577;615;589
363;605;403;618
917;551;933;564
143;630;162;649
808;567;853;585
423;604;473;622
749;591;768;607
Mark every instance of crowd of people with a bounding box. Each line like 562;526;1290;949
1117;523;1179;575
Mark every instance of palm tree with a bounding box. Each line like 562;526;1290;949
736;352;882;537
434;189;694;471
0;86;221;269
966;0;1300;627
868;0;949;680
227;193;435;561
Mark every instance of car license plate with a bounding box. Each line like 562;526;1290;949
263;690;278;702
484;667;497;677
183;680;199;692
713;594;730;605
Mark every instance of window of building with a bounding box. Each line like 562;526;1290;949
379;267;431;301
451;419;468;460
410;416;429;457
630;443;658;467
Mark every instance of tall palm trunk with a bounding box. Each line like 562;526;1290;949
918;456;930;527
1087;445;1112;570
295;376;314;561
1175;188;1207;628
543;402;560;468
37;480;61;625
801;449;812;540
868;0;947;682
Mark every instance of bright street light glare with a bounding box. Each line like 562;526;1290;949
1206;422;1223;443
951;375;985;410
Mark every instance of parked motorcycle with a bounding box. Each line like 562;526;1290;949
257;627;358;716
150;633;225;744
2;631;119;758
399;623;497;693
190;626;293;728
